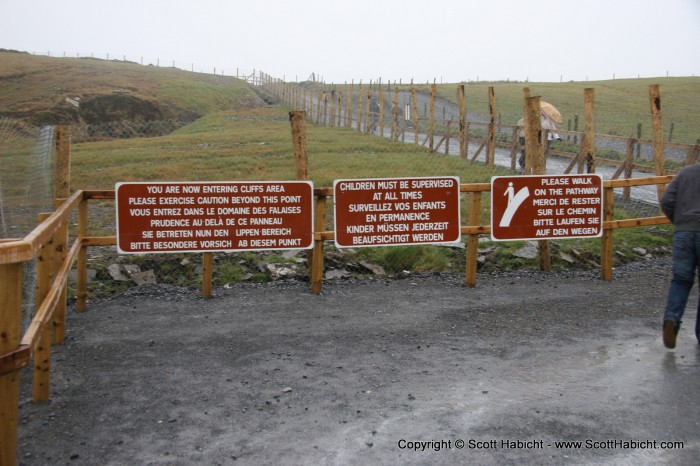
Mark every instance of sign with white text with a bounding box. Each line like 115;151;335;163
116;181;314;253
490;174;603;241
333;176;461;248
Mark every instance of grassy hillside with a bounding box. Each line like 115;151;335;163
331;77;700;144
0;50;680;285
444;78;700;144
71;107;507;190
70;105;672;290
0;50;264;125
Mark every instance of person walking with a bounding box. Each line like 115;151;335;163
660;163;700;348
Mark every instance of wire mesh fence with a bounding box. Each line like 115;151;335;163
1;77;691;296
265;79;698;217
0;118;55;238
0;117;55;333
71;119;195;142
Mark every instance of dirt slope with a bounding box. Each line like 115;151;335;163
0;50;263;126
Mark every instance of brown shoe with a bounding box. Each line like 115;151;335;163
663;320;677;349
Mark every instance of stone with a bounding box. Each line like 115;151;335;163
266;263;300;280
559;251;575;264
107;264;130;281
324;269;351;280
358;261;386;276
132;269;157;286
513;242;538;259
123;264;141;276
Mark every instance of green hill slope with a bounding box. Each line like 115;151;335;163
0;50;265;125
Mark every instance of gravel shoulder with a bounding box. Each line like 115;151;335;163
17;256;700;465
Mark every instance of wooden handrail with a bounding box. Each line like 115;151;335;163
20;238;81;352
0;177;675;368
0;190;83;265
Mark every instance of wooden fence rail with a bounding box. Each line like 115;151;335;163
0;174;673;464
261;79;700;175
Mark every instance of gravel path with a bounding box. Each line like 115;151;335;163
16;256;700;465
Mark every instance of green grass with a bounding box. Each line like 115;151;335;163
327;77;700;145
69;104;673;280
70;107;511;190
0;51;261;124
353;244;457;274
1;52;679;284
457;78;700;144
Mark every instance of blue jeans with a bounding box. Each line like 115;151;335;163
663;230;700;341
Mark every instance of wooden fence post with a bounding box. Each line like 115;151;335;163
53;125;70;340
289;110;313;276
487;87;496;166
392;87;399;141
524;96;543;175
525;96;551;271
584;88;596;173
379;88;385;136
458;84;466;159
509;126;519;171
357;83;364;132
648;84;665;201
34;213;53;402
687;143;699;166
636;123;642;158
0;262;23;466
52;205;68;343
337;92;343;127
76;196;88;312
429;84;436;151
465;122;470;157
290;111;309;180
201;252;213;298
600;184;615;281
465;191;481;287
311;194;327;295
364;90;371;134
302;88;308;116
573;133;584;174
624;138;636;200
346;81;353;128
315;89;322;125
444;120;451;155
54;126;71;200
323;93;329;126
522;87;531;173
411;88;419;145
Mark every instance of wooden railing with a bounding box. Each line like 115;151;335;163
0;175;672;464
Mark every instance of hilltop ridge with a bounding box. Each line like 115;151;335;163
0;50;265;126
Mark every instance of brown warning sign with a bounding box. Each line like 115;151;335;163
333;177;461;248
490;174;603;241
116;181;314;253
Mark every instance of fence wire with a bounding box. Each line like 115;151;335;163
273;81;699;216
0;117;55;238
71;119;194;142
0;117;55;332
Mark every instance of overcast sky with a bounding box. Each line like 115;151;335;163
1;0;698;83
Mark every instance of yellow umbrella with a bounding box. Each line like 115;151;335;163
540;101;562;125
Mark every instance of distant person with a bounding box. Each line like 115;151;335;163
516;112;561;172
660;163;700;348
540;112;560;142
516;118;526;171
369;98;380;133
